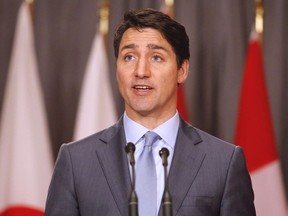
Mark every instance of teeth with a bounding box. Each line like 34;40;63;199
135;86;150;89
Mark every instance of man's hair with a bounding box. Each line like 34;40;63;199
113;8;190;68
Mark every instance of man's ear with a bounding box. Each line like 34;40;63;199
177;59;189;84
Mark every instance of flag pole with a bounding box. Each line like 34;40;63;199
164;0;174;18
99;0;109;48
26;0;34;22
255;0;263;42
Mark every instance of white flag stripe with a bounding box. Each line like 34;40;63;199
0;2;53;212
251;160;287;216
73;33;117;140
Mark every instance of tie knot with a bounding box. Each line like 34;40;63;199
144;131;159;147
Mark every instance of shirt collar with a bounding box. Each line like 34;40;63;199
123;112;148;145
123;111;180;149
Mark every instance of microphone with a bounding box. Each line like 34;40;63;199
125;143;138;216
159;148;172;216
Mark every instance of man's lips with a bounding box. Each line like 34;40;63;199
133;85;153;90
132;85;153;95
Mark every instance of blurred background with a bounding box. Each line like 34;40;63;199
0;0;287;214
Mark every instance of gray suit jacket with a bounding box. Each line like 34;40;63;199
45;117;256;216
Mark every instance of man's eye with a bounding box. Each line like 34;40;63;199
152;55;162;62
124;55;135;61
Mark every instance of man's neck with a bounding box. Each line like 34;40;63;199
125;110;177;130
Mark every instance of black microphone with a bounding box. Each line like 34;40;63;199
125;143;138;216
159;148;172;216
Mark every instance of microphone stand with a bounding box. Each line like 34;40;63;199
125;143;138;216
159;148;172;216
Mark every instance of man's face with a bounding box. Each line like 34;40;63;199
116;28;188;123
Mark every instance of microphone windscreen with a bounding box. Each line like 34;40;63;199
125;142;136;153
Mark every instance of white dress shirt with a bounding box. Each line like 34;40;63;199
123;111;180;214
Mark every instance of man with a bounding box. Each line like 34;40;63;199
45;8;256;216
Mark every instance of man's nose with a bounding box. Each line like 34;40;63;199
134;58;150;78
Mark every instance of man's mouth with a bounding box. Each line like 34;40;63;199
133;85;152;90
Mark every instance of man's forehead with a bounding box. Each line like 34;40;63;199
122;28;165;41
119;28;170;51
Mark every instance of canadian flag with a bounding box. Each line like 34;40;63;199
177;84;190;122
0;2;53;215
73;33;117;140
235;30;287;215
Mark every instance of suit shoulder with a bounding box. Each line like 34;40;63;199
64;119;123;151
180;118;236;151
190;127;247;174
193;127;238;153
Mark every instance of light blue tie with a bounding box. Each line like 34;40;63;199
136;131;159;216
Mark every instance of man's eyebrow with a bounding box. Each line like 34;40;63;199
119;43;168;52
120;44;138;52
147;43;168;52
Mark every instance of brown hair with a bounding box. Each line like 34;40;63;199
113;8;190;68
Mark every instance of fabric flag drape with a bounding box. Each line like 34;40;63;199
177;85;190;122
73;33;117;140
235;30;287;215
0;2;53;216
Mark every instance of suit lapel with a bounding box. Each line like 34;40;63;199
95;119;131;216
163;119;205;216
